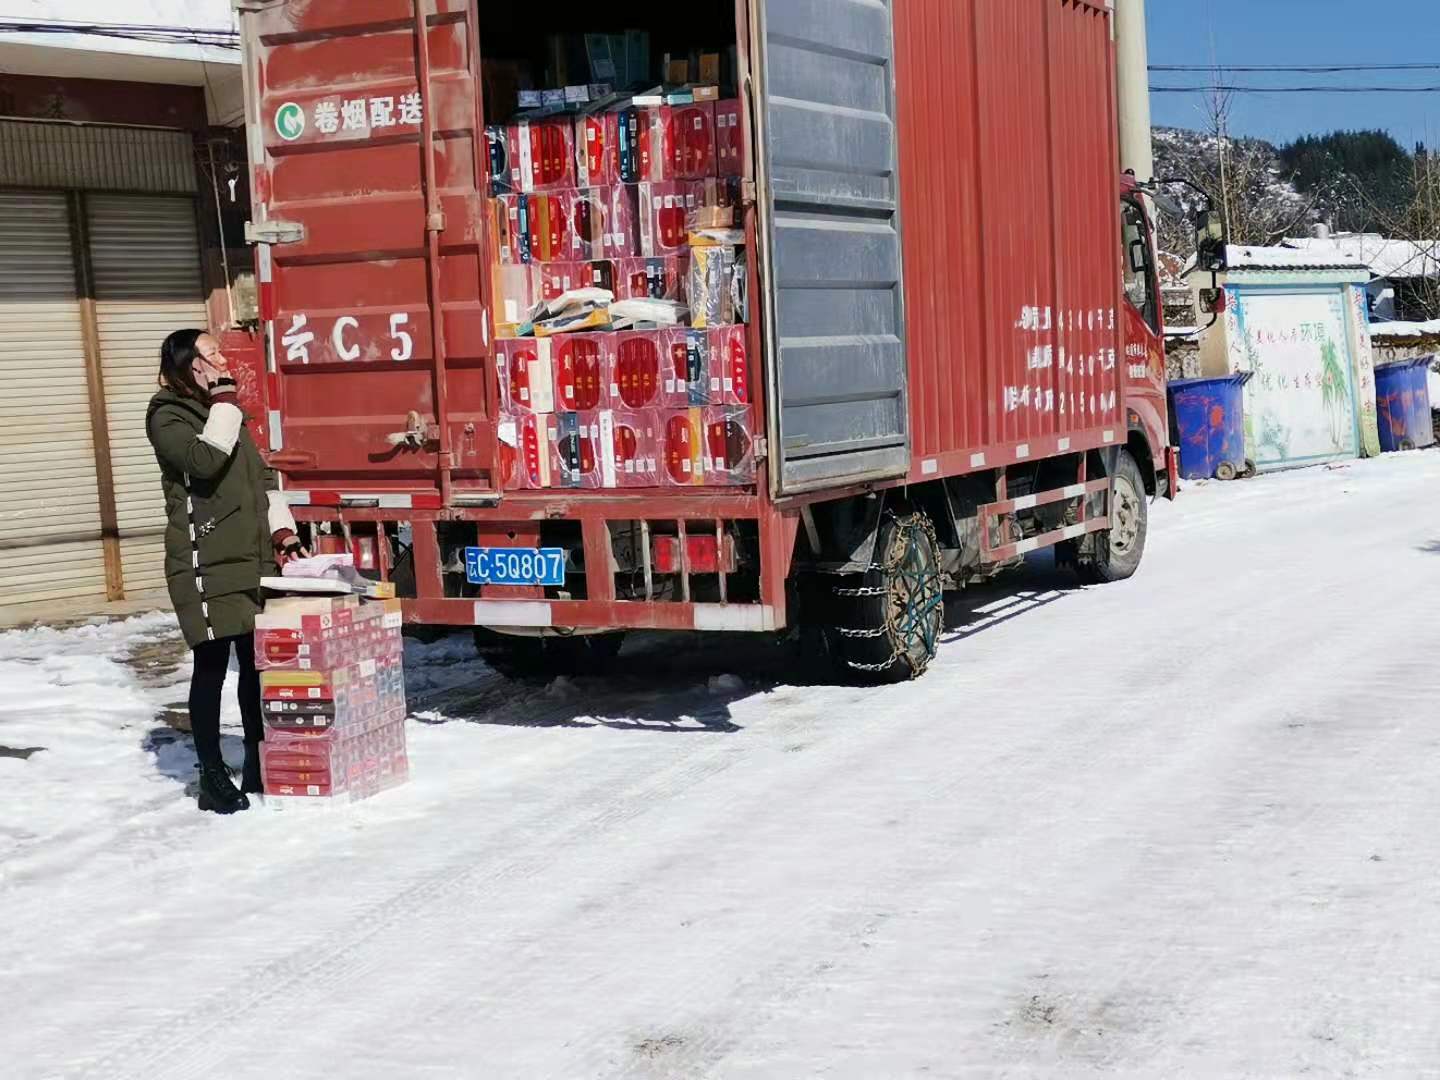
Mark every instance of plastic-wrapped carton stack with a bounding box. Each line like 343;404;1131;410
254;595;408;806
485;89;755;492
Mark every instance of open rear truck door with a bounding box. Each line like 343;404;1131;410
751;0;910;496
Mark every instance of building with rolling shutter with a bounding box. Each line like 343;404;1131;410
0;4;251;616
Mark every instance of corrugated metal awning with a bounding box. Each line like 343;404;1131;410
0;120;197;194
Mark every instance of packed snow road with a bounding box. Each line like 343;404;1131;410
4;454;1440;1079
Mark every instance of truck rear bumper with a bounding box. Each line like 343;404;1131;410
291;498;799;634
410;597;782;633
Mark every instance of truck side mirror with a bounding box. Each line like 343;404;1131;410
1194;210;1228;276
1197;287;1227;315
1196;209;1225;244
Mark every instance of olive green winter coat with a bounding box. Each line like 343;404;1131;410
146;389;276;648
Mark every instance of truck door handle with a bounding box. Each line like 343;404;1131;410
265;450;318;469
385;410;438;449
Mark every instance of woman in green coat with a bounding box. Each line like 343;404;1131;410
147;329;305;814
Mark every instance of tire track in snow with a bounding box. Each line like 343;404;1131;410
82;674;838;1080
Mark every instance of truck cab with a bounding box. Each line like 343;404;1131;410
1119;175;1178;499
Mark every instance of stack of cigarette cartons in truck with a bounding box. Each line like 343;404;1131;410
484;60;756;493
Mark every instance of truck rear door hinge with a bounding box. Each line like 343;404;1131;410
753;436;768;461
245;219;305;245
740;179;758;207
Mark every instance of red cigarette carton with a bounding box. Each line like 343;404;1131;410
611;329;665;410
715;100;743;177
616;255;688;302
553;332;611;412
599;409;660;488
661;407;706;486
704;405;758;485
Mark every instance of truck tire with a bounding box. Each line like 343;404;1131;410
825;511;945;684
473;630;624;681
1077;449;1148;584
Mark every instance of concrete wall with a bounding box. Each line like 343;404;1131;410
0;1;240;123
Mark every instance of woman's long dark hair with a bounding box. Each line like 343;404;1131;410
158;328;210;402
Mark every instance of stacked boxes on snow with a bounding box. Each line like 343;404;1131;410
486;92;755;491
254;595;409;804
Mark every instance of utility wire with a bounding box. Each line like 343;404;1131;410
1152;84;1440;94
1152;63;1440;73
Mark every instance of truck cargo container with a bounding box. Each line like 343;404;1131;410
233;0;1182;681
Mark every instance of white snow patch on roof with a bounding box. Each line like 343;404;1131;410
1369;319;1440;338
1282;234;1440;280
1224;244;1368;270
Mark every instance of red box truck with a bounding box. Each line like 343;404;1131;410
233;0;1180;681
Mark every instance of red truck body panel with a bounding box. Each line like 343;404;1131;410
895;0;1126;478
242;0;489;497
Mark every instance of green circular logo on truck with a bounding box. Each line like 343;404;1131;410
274;102;305;141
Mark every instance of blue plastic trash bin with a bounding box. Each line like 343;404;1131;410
1374;358;1435;452
1168;373;1253;481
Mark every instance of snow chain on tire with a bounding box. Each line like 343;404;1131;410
832;513;944;678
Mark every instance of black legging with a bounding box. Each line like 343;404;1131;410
189;633;264;770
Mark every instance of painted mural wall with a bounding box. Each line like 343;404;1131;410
1218;282;1380;471
1347;285;1383;459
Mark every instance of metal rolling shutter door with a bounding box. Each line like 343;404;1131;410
87;194;209;597
0;190;109;608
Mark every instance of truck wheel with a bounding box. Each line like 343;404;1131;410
473;630;624;680
1077;450;1148;585
825;511;945;684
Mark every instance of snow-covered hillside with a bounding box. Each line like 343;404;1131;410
1152;126;1310;257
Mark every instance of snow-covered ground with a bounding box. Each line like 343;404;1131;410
5;453;1440;1078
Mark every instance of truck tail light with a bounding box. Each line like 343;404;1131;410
652;534;735;575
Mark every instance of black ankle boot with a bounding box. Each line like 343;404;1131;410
241;743;263;795
197;764;250;814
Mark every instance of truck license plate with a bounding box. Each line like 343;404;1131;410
465;547;566;587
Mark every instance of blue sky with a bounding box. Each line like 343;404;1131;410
1147;0;1440;147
